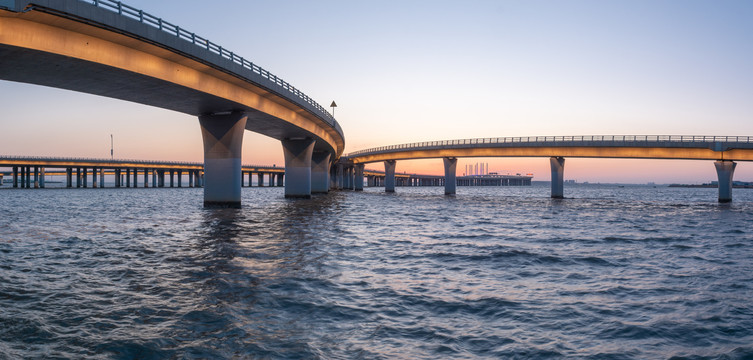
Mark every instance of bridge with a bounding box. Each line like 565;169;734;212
0;0;344;206
343;135;753;202
0;155;287;188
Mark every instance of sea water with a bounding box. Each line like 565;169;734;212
1;184;752;359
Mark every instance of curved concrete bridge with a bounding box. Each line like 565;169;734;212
0;0;344;206
344;135;753;202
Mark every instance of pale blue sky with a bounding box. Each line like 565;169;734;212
1;0;752;182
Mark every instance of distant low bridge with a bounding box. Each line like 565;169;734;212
342;135;753;202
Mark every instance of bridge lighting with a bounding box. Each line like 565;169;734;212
330;101;337;117
110;134;114;160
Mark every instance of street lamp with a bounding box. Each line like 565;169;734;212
330;100;337;117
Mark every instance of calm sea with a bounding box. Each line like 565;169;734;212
1;184;752;359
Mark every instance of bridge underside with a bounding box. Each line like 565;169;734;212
0;11;342;155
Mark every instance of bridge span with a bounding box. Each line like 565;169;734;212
0;0;344;206
343;135;753;202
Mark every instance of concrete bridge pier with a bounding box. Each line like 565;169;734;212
40;167;45;188
12;167;18;188
33;166;39;188
144;169;149;188
91;167;97;188
336;163;344;190
550;157;565;199
277;173;284;186
443;157;457;195
199;111;247;207
257;173;264;187
100;168;105;188
384;160;396;193
714;160;736;203
311;151;331;194
347;167;355;190
354;164;365;191
282;138;315;198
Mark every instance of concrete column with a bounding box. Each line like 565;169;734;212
189;170;194;188
354;164;365;191
336;163;344;190
115;169;121;188
282;138;315;198
144;169;149;188
443;157;457;195
257;173;264;187
92;167;98;188
158;170;165;187
33;166;39;189
246;171;252;187
715;160;736;203
12;167;18;188
550;157;565;199
100;168;105;188
199;111;247;207
76;168;81;188
132;168;138;188
384;160;396;193
268;173;274;187
169;170;174;187
126;168;131;188
311;152;331;194
277;173;284;187
347;167;355;190
178;170;183;187
83;168;89;188
40;167;45;188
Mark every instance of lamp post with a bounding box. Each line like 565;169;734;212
110;134;114;159
330;100;337;117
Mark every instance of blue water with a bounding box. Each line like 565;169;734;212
1;184;752;359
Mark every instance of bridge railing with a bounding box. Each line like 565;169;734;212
346;135;753;157
86;0;337;128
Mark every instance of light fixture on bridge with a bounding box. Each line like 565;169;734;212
330;101;337;117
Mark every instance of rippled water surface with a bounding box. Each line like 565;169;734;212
1;184;753;359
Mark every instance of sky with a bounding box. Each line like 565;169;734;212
1;0;752;183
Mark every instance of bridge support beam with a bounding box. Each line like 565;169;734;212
282;138;315;198
199;111;247;207
714;160;736;203
550;157;565;199
384;160;396;193
311;151;331;194
354;164;365;191
443;157;457;195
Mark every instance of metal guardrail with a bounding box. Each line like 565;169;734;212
83;0;336;127
0;155;279;169
346;135;753;157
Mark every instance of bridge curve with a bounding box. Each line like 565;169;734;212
0;0;344;205
342;135;753;202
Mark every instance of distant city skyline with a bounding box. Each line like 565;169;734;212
1;0;752;183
